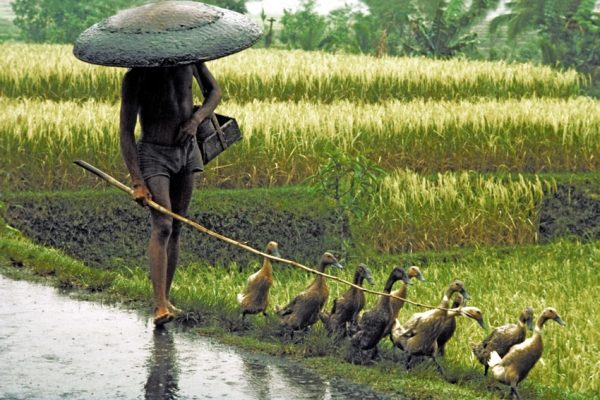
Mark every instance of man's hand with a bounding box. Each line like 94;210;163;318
132;183;152;206
176;117;200;144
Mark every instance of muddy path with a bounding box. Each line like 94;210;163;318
0;275;387;400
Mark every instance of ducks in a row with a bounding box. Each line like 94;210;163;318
236;244;565;398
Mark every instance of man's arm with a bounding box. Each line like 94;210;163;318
177;62;222;143
119;69;151;204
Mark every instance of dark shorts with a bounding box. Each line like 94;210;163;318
137;137;203;181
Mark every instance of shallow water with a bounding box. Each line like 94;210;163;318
0;275;387;400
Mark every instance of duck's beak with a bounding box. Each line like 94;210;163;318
478;318;487;330
461;289;471;301
333;261;343;269
271;249;281;259
555;316;566;326
527;319;534;330
416;272;425;282
366;272;374;285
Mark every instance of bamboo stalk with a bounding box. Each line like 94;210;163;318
74;159;445;311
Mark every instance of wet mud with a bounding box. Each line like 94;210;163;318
0;275;386;400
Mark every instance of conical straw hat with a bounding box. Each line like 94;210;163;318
73;0;262;67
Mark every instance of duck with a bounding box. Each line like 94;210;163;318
435;292;467;357
237;241;281;319
320;263;373;338
349;267;411;361
391;280;479;374
488;307;565;400
277;252;343;333
389;266;426;322
393;303;485;374
472;306;534;376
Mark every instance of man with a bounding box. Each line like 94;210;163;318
120;62;221;325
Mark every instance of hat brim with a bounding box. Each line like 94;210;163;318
73;1;262;67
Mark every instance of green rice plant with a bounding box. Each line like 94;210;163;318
362;170;551;252
0;43;584;102
2;97;599;190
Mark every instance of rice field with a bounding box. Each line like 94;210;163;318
0;43;585;102
1;42;599;399
362;171;550;252
2;96;599;191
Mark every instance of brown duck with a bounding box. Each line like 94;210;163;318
349;267;411;358
389;266;425;322
435;292;469;357
472;306;534;375
320;263;373;338
277;252;342;332
237;241;281;319
393;303;485;374
488;307;565;400
391;280;476;373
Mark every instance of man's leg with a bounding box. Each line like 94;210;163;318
146;175;173;323
165;172;194;303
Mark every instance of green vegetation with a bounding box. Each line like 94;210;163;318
0;44;585;102
2;96;599;190
2;214;597;398
364;171;549;252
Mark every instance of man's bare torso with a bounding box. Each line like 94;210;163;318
128;65;195;145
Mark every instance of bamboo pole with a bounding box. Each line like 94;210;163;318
74;160;443;311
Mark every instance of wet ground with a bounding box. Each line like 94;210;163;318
0;275;387;400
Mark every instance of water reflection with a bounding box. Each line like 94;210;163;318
240;355;271;399
145;327;180;400
1;276;387;400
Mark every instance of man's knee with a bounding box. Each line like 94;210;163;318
171;220;183;238
152;216;173;241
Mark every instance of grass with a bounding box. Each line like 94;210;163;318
2;97;599;190
0;43;585;102
1;215;597;399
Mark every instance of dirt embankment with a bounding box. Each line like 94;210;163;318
539;183;600;242
3;182;599;270
2;188;341;269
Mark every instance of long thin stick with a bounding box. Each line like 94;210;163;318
74;160;442;311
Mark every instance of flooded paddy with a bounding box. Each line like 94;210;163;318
0;275;386;400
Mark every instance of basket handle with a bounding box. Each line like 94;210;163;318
210;114;228;149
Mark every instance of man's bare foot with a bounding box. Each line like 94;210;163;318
154;306;174;326
167;301;182;314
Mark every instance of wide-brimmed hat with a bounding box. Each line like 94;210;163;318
73;0;262;67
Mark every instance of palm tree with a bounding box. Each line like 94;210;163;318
489;0;599;71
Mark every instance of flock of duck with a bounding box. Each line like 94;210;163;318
236;242;565;399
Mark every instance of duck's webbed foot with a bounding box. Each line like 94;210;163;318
484;365;488;376
432;355;445;376
510;386;522;400
345;345;376;365
404;354;413;369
